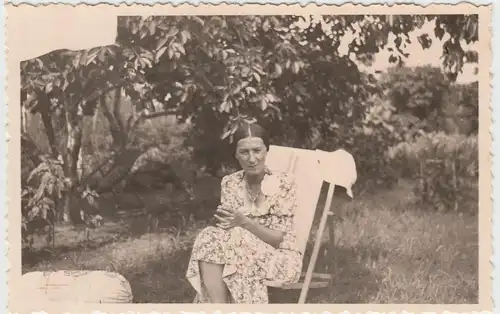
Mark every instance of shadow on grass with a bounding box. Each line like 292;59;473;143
123;234;385;304
22;233;388;304
22;217;141;269
121;244;383;304
268;245;384;304
22;238;121;269
128;248;196;303
22;210;193;272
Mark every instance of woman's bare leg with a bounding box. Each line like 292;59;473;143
199;261;230;303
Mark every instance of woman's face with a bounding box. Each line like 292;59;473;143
235;137;267;176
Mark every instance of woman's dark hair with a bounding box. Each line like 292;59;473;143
232;122;270;151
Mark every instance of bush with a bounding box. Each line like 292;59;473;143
335;97;401;192
344;128;399;192
442;82;478;136
380;66;450;120
388;132;478;213
22;156;67;249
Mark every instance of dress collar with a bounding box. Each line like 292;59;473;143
237;166;273;182
238;167;280;197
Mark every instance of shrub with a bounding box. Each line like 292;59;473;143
442;82;478;136
22;156;67;249
380;66;451;120
388;132;478;213
127;116;197;190
337;97;401;192
344;128;399;192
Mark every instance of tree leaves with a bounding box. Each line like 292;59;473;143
22;154;65;242
389;133;478;212
156;36;169;51
381;65;450;119
85;47;101;66
20;14;480;200
219;101;231;113
417;33;432;49
155;46;168;63
435;23;446;40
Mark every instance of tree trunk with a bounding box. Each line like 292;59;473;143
100;92;127;149
39;97;59;158
61;105;84;223
112;88;125;136
21;106;28;134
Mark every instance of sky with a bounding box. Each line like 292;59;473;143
299;16;479;84
359;19;478;84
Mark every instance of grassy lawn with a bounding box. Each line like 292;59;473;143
22;179;478;304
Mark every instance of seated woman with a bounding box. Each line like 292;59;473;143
185;123;302;304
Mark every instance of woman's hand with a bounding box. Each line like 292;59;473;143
214;206;249;230
213;205;284;248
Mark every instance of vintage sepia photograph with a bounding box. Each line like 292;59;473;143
7;4;492;310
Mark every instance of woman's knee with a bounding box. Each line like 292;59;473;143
192;226;227;250
196;226;226;239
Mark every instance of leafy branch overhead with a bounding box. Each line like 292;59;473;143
123;14;479;141
22;14;478;144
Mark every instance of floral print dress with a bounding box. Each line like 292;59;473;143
185;168;303;304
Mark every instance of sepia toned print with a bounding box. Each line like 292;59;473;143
6;3;493;313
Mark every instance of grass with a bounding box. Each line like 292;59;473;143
321;181;478;304
22;179;478;304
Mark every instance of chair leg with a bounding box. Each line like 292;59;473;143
298;184;336;304
327;214;336;286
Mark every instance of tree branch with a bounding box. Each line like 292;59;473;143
75;77;129;108
112;88;125;134
38;96;60;158
99;94;127;148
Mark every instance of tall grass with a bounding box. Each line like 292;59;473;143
327;181;477;303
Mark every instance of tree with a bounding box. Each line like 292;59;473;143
380;66;451;119
21;45;147;221
370;65;478;140
21;40;182;222
443;81;478;135
116;14;478;145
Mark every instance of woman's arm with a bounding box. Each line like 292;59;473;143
215;172;298;249
240;173;299;249
214;207;285;248
241;217;284;248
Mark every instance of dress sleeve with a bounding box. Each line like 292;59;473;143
220;175;230;207
220;173;242;211
268;174;299;252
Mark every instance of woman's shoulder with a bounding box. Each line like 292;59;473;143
264;170;297;196
221;170;244;185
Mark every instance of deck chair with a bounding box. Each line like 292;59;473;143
263;145;357;303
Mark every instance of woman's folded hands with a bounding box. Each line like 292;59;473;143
213;205;249;230
214;205;285;248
